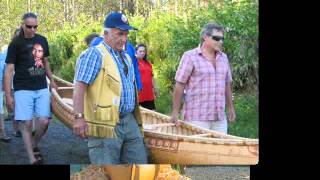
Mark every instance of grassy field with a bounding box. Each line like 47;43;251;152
155;91;258;139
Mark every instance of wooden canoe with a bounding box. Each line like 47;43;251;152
51;75;259;165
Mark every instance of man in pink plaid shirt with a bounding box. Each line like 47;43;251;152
171;23;236;134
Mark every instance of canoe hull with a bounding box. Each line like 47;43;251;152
51;86;75;129
145;135;258;164
51;75;259;165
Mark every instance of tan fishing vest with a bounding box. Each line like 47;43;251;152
83;43;142;138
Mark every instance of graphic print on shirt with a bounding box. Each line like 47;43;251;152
28;43;45;76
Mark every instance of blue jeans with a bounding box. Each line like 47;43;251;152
87;112;147;164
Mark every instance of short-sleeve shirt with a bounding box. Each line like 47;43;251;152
125;41;142;91
138;59;154;102
175;47;232;121
0;50;7;90
75;42;136;114
5;34;49;91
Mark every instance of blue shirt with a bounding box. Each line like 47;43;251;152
125;41;142;91
75;42;136;113
90;36;103;47
0;48;8;89
90;37;142;91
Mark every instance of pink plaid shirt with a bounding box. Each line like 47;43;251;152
175;47;232;121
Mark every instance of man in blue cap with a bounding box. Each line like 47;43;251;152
73;12;148;164
89;28;143;92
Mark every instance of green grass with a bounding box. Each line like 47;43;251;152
228;93;258;138
155;91;258;139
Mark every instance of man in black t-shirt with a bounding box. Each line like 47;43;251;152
4;12;57;165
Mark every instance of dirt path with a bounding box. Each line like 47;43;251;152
1;118;250;179
0;118;90;164
184;165;250;180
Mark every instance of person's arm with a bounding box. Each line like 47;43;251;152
72;47;101;139
170;52;193;125
170;81;186;125
2;64;5;91
73;81;89;139
43;57;57;90
132;56;142;91
225;81;236;122
152;77;159;97
4;63;14;112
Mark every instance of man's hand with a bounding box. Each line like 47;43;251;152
170;113;181;126
5;95;14;112
227;106;236;122
50;80;58;91
73;118;88;139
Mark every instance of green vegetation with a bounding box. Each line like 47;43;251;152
229;93;258;138
0;0;258;138
155;90;258;138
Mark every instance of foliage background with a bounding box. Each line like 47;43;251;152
0;0;258;138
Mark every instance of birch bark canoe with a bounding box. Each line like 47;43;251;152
50;75;259;165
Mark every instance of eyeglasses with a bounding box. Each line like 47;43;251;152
25;24;38;29
210;35;224;42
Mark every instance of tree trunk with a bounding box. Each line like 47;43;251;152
175;0;178;16
34;0;37;14
72;0;75;27
63;0;67;22
6;0;10;39
128;0;135;15
28;0;31;12
6;0;10;15
119;0;123;12
135;0;139;16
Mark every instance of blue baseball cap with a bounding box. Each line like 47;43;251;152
104;12;137;30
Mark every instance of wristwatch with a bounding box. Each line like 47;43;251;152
74;113;84;119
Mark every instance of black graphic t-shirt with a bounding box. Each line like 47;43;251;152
6;34;49;91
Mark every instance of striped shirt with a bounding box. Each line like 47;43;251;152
175;47;232;121
75;42;136;113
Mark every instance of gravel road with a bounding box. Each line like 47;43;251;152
1;117;250;179
0;118;90;164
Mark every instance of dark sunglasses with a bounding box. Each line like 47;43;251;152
211;35;224;41
25;24;38;29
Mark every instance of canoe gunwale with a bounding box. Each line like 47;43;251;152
53;75;74;87
140;107;258;141
143;130;258;145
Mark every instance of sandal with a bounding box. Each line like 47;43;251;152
33;147;43;159
0;136;11;143
33;147;44;164
35;155;44;164
32;158;43;165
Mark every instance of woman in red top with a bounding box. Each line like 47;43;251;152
135;44;159;110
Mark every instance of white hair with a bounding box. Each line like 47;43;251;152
103;27;111;33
